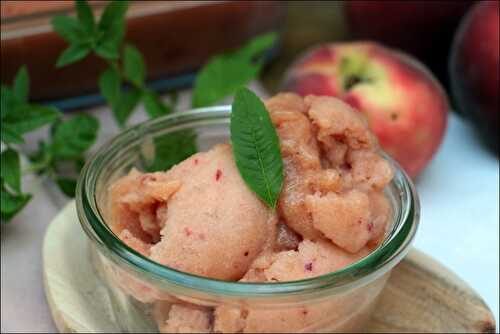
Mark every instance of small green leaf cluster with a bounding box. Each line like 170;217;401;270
52;0;171;127
1;67;98;222
52;0;128;67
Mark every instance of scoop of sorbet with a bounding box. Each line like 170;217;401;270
109;144;276;281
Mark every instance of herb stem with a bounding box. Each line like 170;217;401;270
103;58;144;92
22;154;52;175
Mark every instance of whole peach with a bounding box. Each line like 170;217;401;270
283;42;449;178
450;1;499;154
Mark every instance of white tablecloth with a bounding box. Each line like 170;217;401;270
1;103;498;332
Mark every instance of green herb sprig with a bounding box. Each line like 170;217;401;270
1;67;98;222
52;0;171;127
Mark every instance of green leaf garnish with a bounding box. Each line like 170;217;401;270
0;184;32;223
142;90;171;118
4;105;61;135
94;40;120;60
123;45;145;87
1;149;21;193
55;177;78;197
192;32;277;108
56;43;91;68
51;15;87;44
0;125;23;145
97;0;128;53
1;77;61;143
99;69;141;126
232;32;278;61
144;130;197;172
50;114;99;159
75;0;96;35
99;68;121;106
230;87;283;209
13;66;29;102
1;86;13;119
114;89;141;126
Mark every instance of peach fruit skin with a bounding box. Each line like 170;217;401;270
283;42;449;178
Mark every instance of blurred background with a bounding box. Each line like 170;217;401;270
1;0;499;331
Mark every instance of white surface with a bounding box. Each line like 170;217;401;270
1;109;498;332
414;113;499;323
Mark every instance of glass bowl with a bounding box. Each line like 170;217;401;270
76;106;420;333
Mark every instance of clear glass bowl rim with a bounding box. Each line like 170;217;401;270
76;106;420;298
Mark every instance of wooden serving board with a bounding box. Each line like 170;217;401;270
43;202;496;333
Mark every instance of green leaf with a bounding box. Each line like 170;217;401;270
192;32;277;108
95;40;120;60
75;0;96;34
192;56;260;108
1;149;21;193
13;66;29;102
55;177;77;198
113;89;141;126
97;0;128;51
99;68;121;106
123;45;145;87
51;15;87;43
0;125;24;144
232;32;277;61
3;105;61;134
1;86;16;119
74;157;86;173
230;88;283;209
144;130;197;172
142;90;171;119
50;114;99;159
98;1;128;32
1;184;31;223
56;43;91;67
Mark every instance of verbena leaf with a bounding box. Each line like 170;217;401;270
55;177;77;197
230;88;283;209
99;68;121;106
56;43;91;67
0;183;31;223
95;40;120;60
50;114;99;159
123;45;145;87
4;105;61;134
1;86;16;119
13;66;29;102
75;0;96;35
74;157;86;173
98;0;128;51
192;32;277;108
232;32;277;61
142;90;171;119
1;149;21;193
0;125;23;144
192;57;259;108
113;88;141;126
145;130;197;172
51;16;87;43
98;0;128;32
